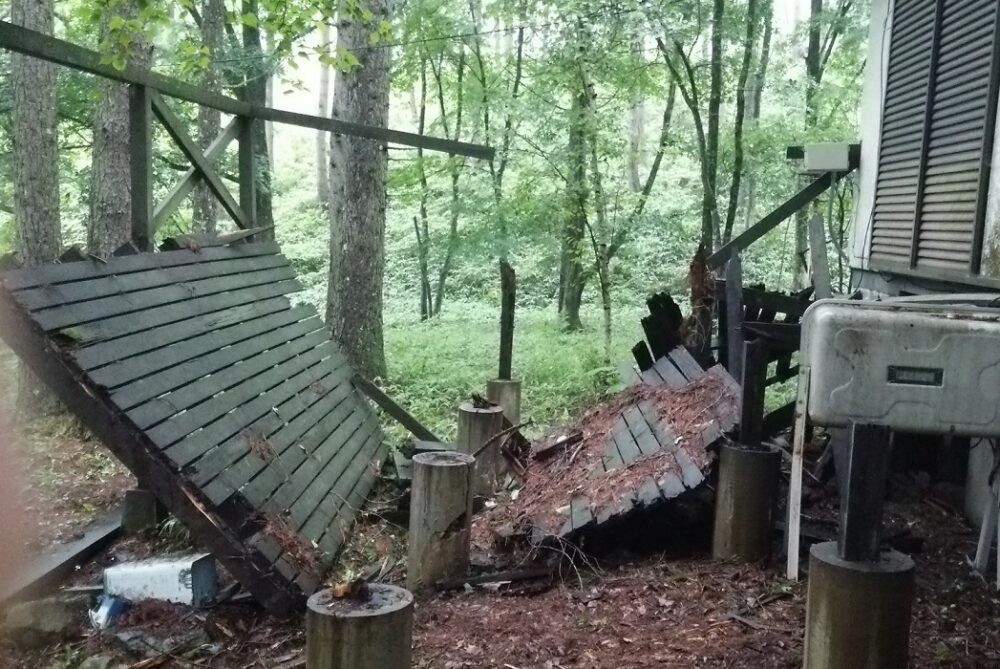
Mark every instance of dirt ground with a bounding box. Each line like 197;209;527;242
14;421;133;552
0;489;998;669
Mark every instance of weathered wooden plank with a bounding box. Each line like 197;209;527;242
637;479;663;507
161;347;342;463
2;242;279;291
75;296;292;369
0;21;494;161
252;404;368;513
725;252;745;382
637;402;703;488
739;338;769;446
640;367;663;386
611;418;643;465
226;383;361;506
97;306;316;394
294;419;382;540
129;328;332;430
130;84;153;250
351;374;439;442
668;347;705;380
631;341;655;372
192;363;356;494
64;279;301;344
621;406;659;456
314;433;387;557
653;357;687;389
14;254;287;312
0;290;302;615
34;265;296;331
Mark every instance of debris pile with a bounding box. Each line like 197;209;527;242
477;349;740;550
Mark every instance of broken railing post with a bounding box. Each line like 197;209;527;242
804;422;914;669
486;378;522;425
407;451;474;591
456;402;505;496
490;260;522;424
712;442;780;562
306;584;414;669
121;488;166;535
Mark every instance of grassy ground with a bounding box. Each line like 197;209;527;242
382;301;646;441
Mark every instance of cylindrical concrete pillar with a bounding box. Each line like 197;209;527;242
407;451;474;591
306;584;413;669
486;378;522;425
804;542;915;669
456;402;504;495
712;443;781;561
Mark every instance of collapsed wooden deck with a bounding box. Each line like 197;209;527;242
0;242;385;614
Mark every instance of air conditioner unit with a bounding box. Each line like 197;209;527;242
801;300;1000;435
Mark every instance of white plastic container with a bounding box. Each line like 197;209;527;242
104;553;218;607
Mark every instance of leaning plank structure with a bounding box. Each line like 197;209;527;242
0;242;385;615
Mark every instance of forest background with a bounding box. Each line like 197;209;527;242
0;0;868;441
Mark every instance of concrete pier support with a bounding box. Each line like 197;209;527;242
804;542;915;669
712;443;781;561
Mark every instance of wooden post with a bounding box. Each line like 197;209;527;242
305;584;413;669
238;115;258;230
808;213;832;299
498;259;516;380
456;402;504;496
129;83;153;251
839;422;893;562
739;338;768;446
725;251;744;381
486;378;522;425
712;443;781;562
121;488;165;535
407;451;474;591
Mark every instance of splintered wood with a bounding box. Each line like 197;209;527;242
482;350;739;544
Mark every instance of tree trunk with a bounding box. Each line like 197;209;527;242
193;0;224;235
415;57;432;320
243;0;274;237
559;78;590;332
723;0;759;244
705;0;724;250
326;0;392;379
12;0;61;420
739;2;773;232
316;23;331;209
90;1;150;257
626;36;644;193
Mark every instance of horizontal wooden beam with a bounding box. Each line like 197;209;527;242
0;20;494;161
707;170;853;270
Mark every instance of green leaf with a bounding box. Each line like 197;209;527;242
111;54;126;71
108;15;126;30
241;13;259;28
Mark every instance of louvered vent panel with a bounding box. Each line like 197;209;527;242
871;0;1000;275
871;0;935;267
915;0;999;271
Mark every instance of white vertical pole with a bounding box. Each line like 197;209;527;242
786;366;811;580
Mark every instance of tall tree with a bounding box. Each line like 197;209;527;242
327;0;393;378
193;0;225;235
11;0;61;418
722;0;759;243
316;22;332;209
242;0;274;236
90;0;151;256
738;0;773;231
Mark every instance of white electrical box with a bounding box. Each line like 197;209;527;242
104;553;218;607
801;300;1000;435
804;143;850;172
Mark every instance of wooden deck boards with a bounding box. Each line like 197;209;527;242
0;243;385;615
554;347;738;542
